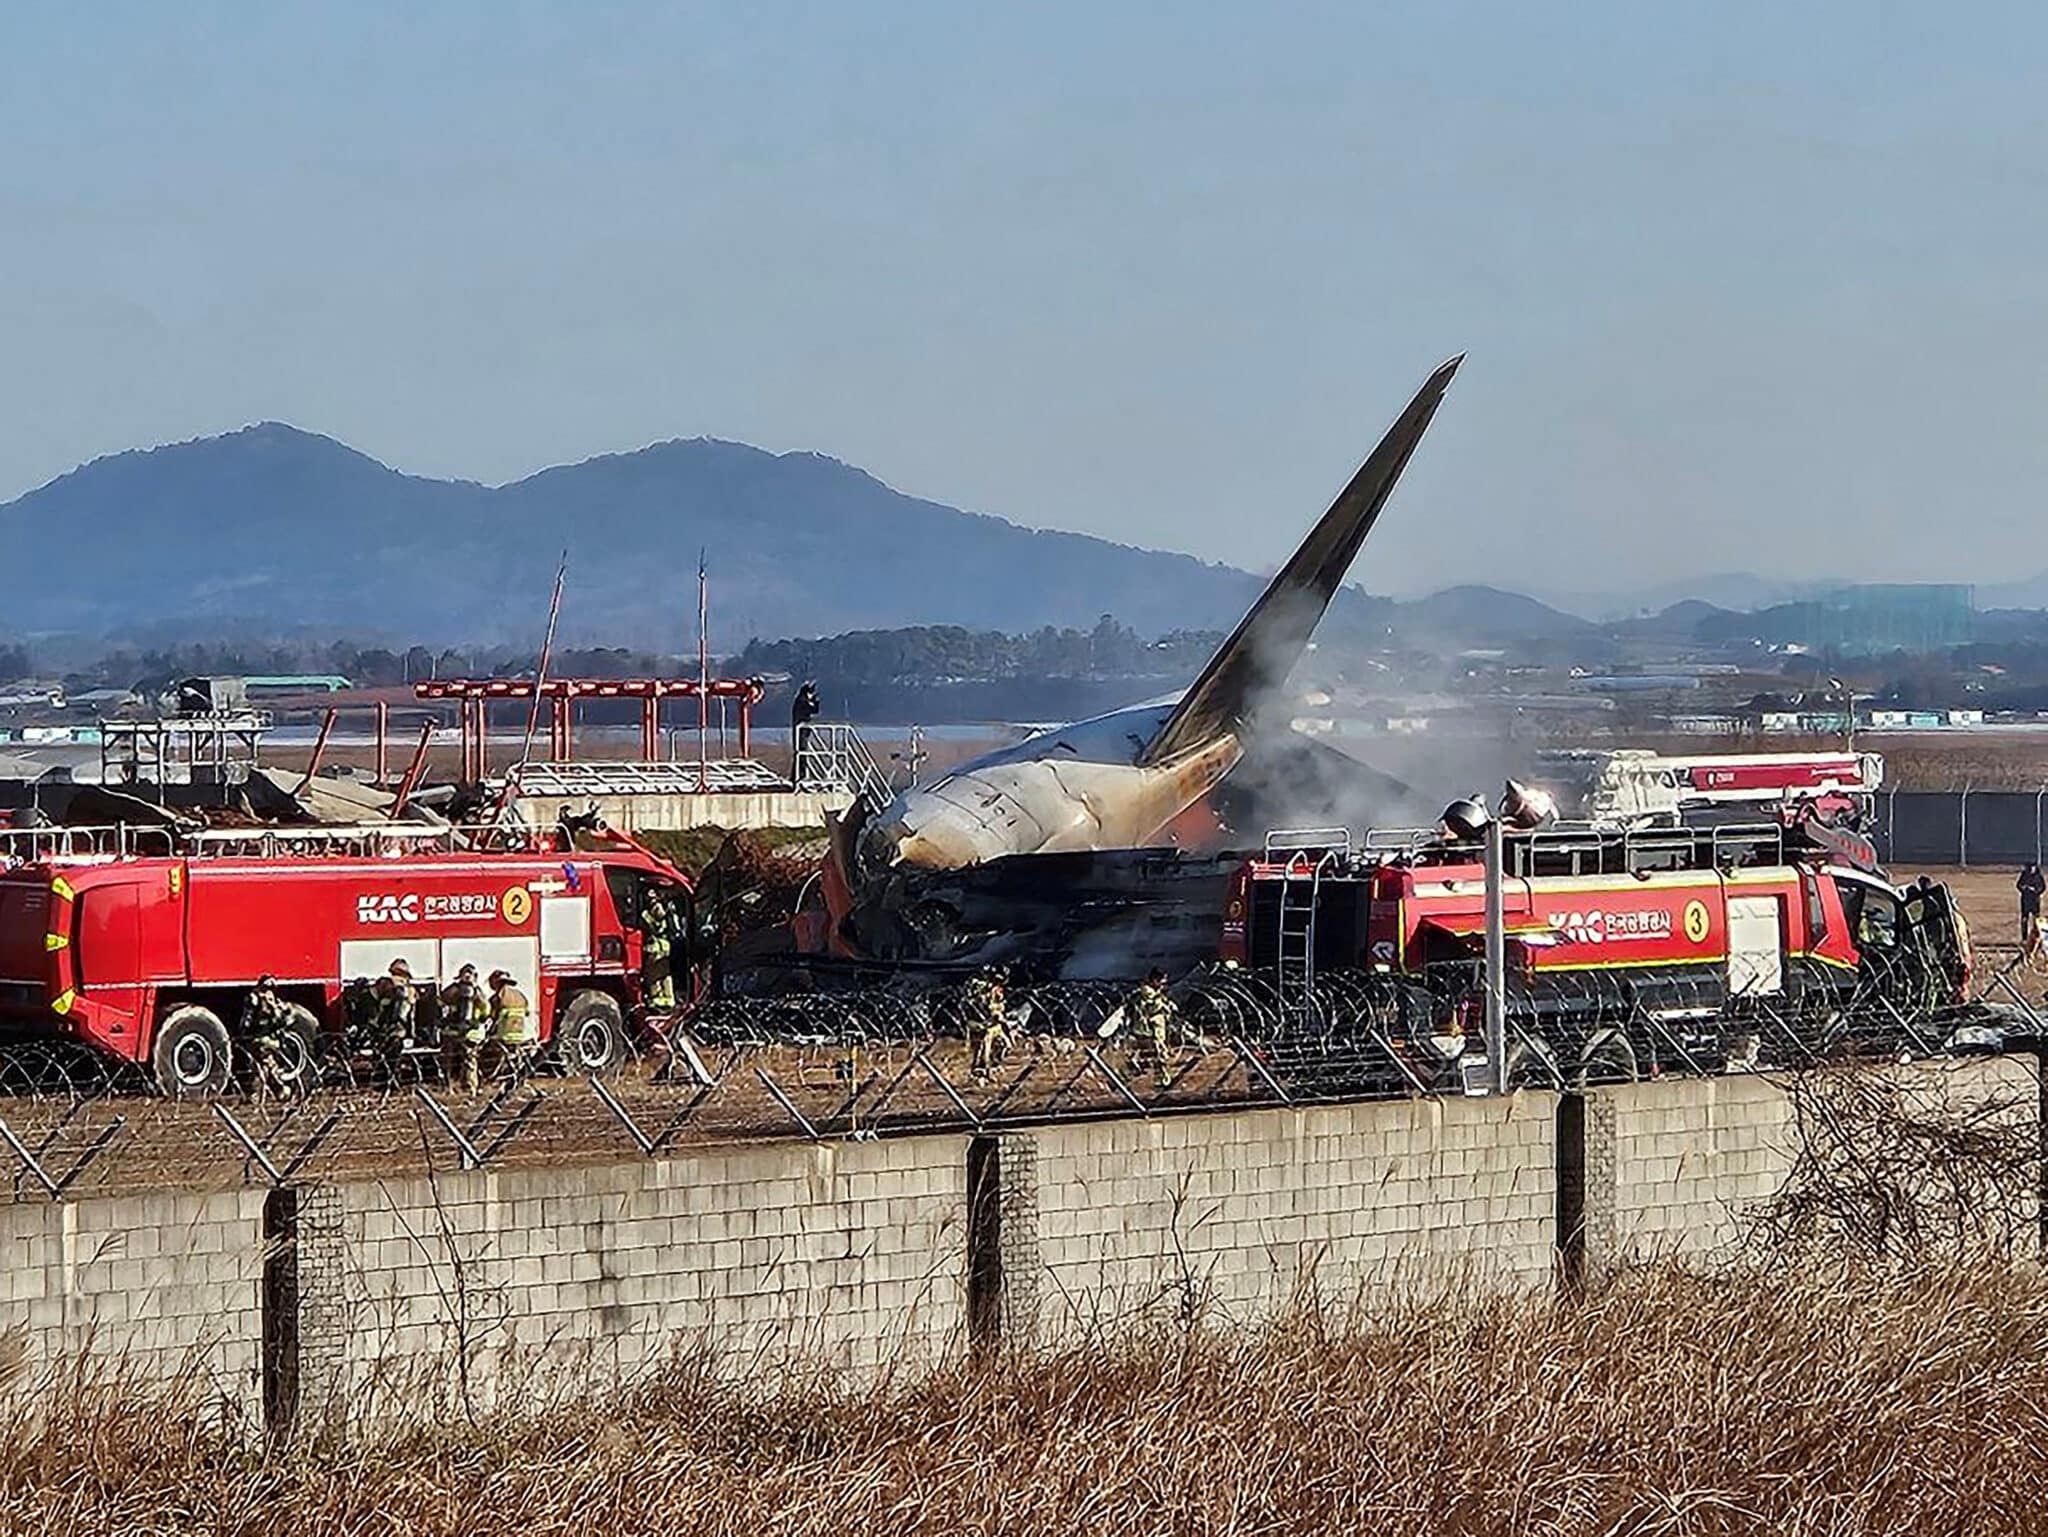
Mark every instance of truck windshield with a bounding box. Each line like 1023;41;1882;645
1839;883;1900;950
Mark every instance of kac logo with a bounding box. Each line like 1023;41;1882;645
1550;910;1605;945
357;893;420;925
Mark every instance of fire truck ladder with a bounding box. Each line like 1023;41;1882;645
1264;828;1349;1028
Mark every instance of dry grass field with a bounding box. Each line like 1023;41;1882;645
3;1263;2045;1535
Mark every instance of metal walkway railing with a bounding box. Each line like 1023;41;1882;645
794;723;893;806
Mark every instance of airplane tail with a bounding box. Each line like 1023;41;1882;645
1139;355;1462;767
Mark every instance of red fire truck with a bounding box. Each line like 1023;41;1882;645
0;822;695;1095
1220;816;1974;1083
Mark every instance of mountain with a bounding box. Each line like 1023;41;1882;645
1;425;1281;647
1387;584;1593;648
1532;573;1847;622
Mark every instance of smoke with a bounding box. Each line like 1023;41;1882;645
1214;602;1574;843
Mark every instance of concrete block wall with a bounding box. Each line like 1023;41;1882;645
1007;1092;1560;1340
1594;1073;1800;1260
0;1056;2039;1440
0;1188;265;1418
329;1131;967;1420
1590;1056;2041;1264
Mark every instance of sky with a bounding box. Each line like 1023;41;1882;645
5;2;2048;601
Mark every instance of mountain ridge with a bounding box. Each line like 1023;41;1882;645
2;422;1281;646
12;421;1995;652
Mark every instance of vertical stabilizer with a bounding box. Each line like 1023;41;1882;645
1139;356;1461;766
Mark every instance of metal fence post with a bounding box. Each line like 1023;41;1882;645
1484;814;1507;1094
1960;784;1971;868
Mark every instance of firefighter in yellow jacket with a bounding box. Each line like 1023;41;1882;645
641;888;677;1011
489;969;539;1080
1130;967;1177;1074
964;965;1009;1080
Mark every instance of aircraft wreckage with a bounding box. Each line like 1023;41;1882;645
781;355;1463;977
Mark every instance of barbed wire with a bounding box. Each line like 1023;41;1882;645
0;961;2022;1203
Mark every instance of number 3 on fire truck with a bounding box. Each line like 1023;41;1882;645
501;887;534;926
1683;900;1711;945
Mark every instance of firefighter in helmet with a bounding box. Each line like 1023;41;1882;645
641;886;677;1012
1130;967;1178;1075
438;962;489;1094
374;959;417;1068
240;975;298;1101
964;964;1009;1080
341;977;379;1053
489;969;539;1080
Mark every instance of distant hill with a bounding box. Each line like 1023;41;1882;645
1532;573;1847;622
0;425;1287;647
1387;584;1592;648
5;422;1895;658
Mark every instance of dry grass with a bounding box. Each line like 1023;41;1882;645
6;1262;2048;1535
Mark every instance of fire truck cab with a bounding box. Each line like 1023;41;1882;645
1222;817;1972;1083
0;822;696;1095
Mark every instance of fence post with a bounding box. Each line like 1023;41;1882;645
262;1183;348;1449
1960;784;1971;868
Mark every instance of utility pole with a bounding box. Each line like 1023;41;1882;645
697;552;710;792
514;553;567;773
1483;802;1507;1094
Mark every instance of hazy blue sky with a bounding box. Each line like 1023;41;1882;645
5;3;2046;598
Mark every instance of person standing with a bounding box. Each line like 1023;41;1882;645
2019;863;2045;949
240;975;298;1101
963;965;1008;1081
1130;968;1178;1075
438;963;488;1094
791;680;821;780
641;888;676;1011
489;969;539;1081
375;959;417;1070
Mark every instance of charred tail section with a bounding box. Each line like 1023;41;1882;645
1141;355;1462;767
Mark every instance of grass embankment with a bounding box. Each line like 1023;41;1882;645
7;1263;2048;1535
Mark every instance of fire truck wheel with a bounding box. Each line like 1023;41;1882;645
153;1006;234;1099
556;989;628;1076
267;1004;321;1095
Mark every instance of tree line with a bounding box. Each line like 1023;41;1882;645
8;622;1226;694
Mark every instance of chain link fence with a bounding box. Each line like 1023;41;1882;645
1876;789;2048;866
0;959;2023;1203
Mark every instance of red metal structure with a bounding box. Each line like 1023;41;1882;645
0;824;695;1095
413;677;768;784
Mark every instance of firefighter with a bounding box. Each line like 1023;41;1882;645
341;977;379;1052
964;965;1008;1080
641;887;677;1012
1130;967;1178;1075
375;959;417;1066
438;963;488;1094
489;969;539;1080
239;975;298;1101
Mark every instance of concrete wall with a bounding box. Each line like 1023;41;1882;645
1589;1056;2039;1265
335;1133;965;1420
0;1188;266;1420
1593;1072;1800;1260
0;1057;2037;1441
1007;1093;1560;1341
